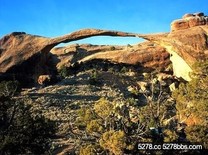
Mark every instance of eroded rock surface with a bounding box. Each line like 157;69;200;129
51;42;170;71
140;23;208;80
171;12;208;31
0;12;208;83
0;29;170;83
0;29;137;73
0;29;138;82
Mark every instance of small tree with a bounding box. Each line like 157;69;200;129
74;98;149;154
0;81;56;154
185;125;208;148
163;129;178;142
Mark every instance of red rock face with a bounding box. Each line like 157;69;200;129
0;13;207;84
51;42;170;71
171;12;208;31
0;29;139;84
0;29;171;84
0;32;49;74
0;29;138;74
171;19;189;31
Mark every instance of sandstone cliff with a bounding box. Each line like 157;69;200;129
140;26;208;80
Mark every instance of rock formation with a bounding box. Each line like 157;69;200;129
0;29;170;84
0;12;207;83
50;42;170;70
171;12;208;31
0;29;141;85
0;29;137;74
139;12;208;81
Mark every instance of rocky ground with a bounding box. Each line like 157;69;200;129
18;65;175;154
20;69;139;154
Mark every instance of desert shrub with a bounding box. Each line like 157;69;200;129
108;67;115;73
79;144;102;155
0;81;56;154
58;66;70;78
75;107;96;128
128;86;139;96
126;44;132;48
79;144;97;155
86;119;104;134
94;98;113;119
89;69;101;85
173;60;208;148
73;87;178;153
74;98;148;154
126;97;138;106
185;125;208;149
0;80;21;97
165;63;173;73
99;130;126;155
120;66;128;73
163;129;178;142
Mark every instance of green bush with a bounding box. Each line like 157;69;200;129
79;144;101;155
0;81;56;154
74;98;149;154
58;66;69;78
185;125;208;149
173;60;208;148
89;69;101;85
86;119;104;134
110;46;116;51
75;107;95;128
163;129;178;142
120;66;128;73
79;144;96;155
94;98;113;119
99;130;126;155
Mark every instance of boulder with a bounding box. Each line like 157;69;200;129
37;75;52;86
156;73;173;82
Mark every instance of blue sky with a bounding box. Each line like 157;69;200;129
0;0;208;45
